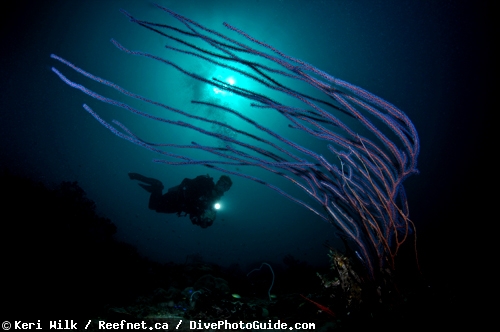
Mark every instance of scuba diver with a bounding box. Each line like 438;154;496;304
128;173;232;228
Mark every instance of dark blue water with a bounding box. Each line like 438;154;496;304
1;0;489;322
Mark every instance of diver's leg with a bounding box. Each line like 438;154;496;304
148;187;164;211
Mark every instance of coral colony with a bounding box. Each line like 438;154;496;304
51;4;419;280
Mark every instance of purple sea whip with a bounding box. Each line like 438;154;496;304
50;4;420;279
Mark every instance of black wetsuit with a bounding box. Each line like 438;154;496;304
129;173;231;228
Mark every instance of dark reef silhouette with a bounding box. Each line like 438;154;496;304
1;170;458;329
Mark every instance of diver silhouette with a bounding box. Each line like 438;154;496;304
128;173;232;228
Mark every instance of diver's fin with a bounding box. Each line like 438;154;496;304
128;173;164;189
128;172;141;180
